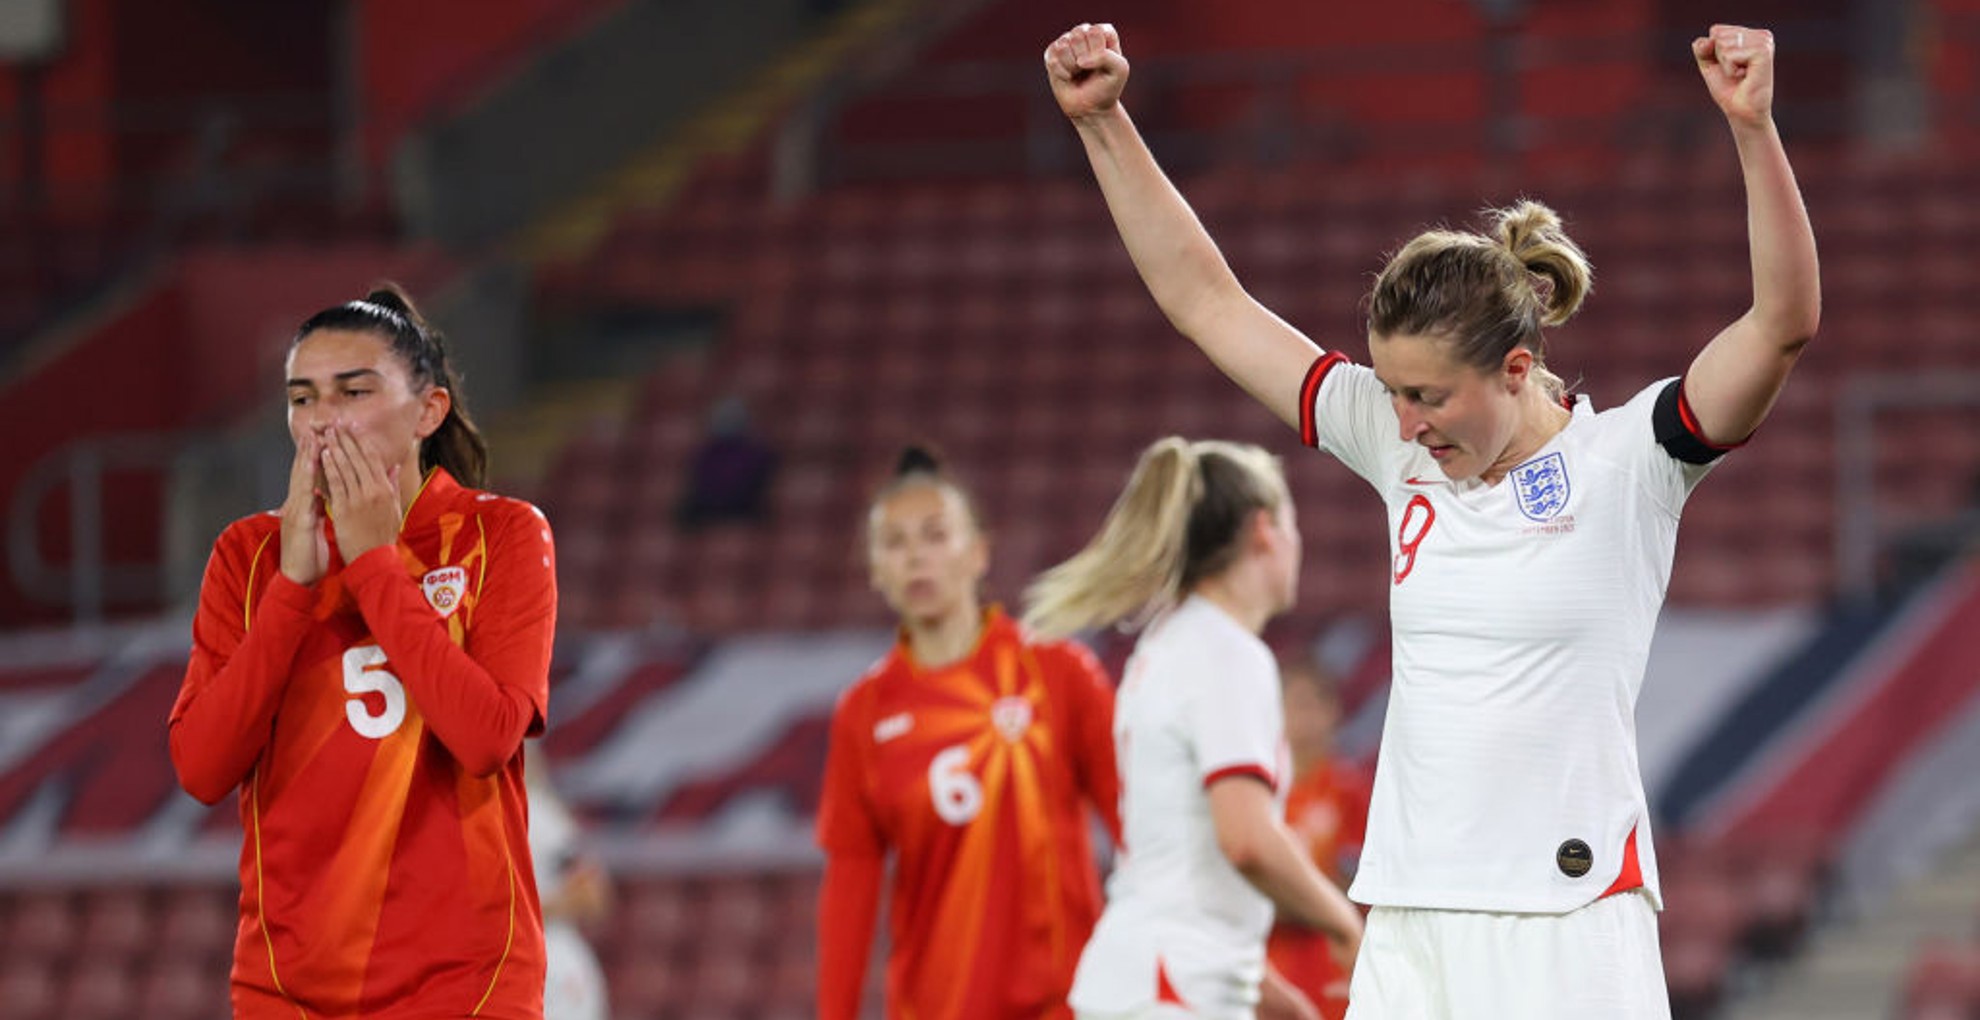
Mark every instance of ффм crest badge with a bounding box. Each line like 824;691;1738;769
422;566;467;618
990;696;1033;743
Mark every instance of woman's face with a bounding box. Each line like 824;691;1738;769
867;482;988;627
1368;332;1525;482
285;328;443;462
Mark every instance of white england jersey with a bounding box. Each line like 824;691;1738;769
1302;356;1716;914
529;783;609;1020
1070;596;1292;1019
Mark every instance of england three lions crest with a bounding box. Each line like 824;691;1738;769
422;566;467;618
1512;452;1571;521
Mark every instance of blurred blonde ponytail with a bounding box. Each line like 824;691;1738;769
1023;438;1287;641
1023;438;1200;640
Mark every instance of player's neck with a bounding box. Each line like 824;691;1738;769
904;603;985;669
1191;576;1271;635
397;456;428;517
1483;392;1572;485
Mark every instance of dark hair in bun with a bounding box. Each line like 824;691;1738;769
895;445;943;478
291;282;488;487
870;443;983;535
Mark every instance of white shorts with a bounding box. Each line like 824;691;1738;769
1077;1007;1199;1020
543;922;609;1020
1346;890;1670;1020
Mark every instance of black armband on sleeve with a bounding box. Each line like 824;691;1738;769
1652;377;1735;465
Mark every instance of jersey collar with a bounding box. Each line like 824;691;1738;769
399;466;461;537
896;604;1018;674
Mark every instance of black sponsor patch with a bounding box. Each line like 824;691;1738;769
1557;839;1594;878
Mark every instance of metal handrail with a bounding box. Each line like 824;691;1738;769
7;429;283;626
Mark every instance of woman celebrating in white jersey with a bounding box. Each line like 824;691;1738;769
1025;438;1364;1020
1044;21;1819;1020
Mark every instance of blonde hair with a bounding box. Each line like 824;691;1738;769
1022;438;1288;640
1368;199;1593;401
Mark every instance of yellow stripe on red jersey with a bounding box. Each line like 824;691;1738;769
172;469;553;1019
816;608;1119;1020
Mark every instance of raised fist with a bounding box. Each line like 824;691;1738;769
1045;22;1130;120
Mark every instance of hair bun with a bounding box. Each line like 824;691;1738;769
895;445;943;477
360;283;433;329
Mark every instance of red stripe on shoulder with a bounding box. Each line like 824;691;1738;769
1299;351;1349;449
1676;378;1748;452
1203;763;1276;792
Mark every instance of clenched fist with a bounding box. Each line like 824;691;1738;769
1045;22;1130;121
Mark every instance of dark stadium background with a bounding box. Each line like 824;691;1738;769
0;1;1976;1017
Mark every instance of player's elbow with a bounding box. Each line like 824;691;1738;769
454;742;517;779
176;772;236;806
444;698;537;777
1216;827;1269;877
1778;312;1819;354
169;733;239;806
1757;299;1820;354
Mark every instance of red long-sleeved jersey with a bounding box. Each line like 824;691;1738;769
816;608;1121;1020
170;469;555;1019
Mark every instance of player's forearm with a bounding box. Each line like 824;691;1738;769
1233;821;1362;945
343;547;540;776
1073;105;1246;340
1731;117;1820;346
817;853;884;1020
1258;964;1321;1020
169;577;316;803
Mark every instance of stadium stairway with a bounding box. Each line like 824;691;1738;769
476;0;1005;495
1722;822;1980;1020
513;0;976;263
480;376;646;496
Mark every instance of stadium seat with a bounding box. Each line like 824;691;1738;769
701;874;777;953
60;957;137;1020
156;885;237;963
1898;941;1980;1020
607;952;685;1020
136;956;229;1020
76;886;153;961
0;957;58;1020
3;890;77;962
683;949;757;1015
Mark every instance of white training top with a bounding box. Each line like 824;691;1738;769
529;779;610;1020
1069;595;1291;1019
1306;359;1715;914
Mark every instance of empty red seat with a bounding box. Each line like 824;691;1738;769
0;958;58;1020
156;885;237;963
136;956;228;1020
608;952;685;1019
61;958;137;1020
3;890;77;961
76;887;152;961
683;950;758;1015
1899;942;1980;1019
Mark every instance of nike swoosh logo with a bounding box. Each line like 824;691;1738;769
1403;476;1442;486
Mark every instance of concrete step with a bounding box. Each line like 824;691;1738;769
1720;826;1980;1020
483;378;641;489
